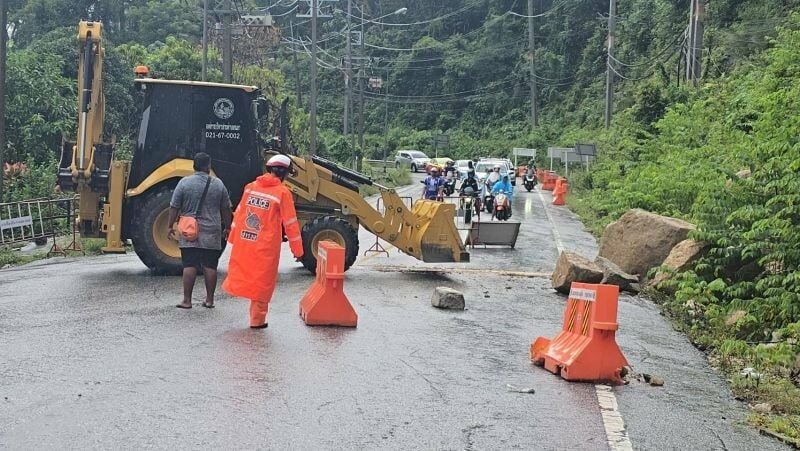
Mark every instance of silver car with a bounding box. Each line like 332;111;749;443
394;150;431;173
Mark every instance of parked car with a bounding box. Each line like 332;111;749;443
395;150;431;173
475;159;516;186
425;157;454;173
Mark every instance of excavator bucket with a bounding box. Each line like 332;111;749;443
404;200;470;263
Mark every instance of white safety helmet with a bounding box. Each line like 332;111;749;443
266;154;292;168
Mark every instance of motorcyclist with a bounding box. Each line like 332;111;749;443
443;160;457;178
486;164;502;188
459;169;480;196
492;174;514;215
421;167;445;201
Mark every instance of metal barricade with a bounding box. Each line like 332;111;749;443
364;195;414;257
0;196;81;255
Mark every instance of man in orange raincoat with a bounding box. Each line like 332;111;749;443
222;154;304;329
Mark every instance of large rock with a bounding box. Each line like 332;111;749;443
431;287;465;310
598;209;695;277
650;239;706;288
551;251;604;294
595;256;639;292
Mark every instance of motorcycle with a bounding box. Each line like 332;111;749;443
443;174;457;196
493;191;511;221
523;171;537;192
459;186;477;224
483;188;495;213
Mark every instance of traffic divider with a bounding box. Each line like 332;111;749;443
552;177;567;206
530;282;629;384
542;171;558;191
299;240;358;327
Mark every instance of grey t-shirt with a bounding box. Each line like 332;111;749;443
170;172;232;250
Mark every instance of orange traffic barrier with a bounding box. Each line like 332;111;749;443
542;171;558;191
299;240;358;327
530;283;629;384
552;177;566;206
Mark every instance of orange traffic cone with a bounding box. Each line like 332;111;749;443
530;283;629;384
299;241;358;327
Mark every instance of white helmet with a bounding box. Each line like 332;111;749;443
494;164;501;170
267;154;292;168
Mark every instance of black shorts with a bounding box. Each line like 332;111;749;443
180;247;222;270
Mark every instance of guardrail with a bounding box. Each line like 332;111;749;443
0;196;81;254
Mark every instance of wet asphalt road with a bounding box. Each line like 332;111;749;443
0;174;789;450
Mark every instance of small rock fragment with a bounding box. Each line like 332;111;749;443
432;287;465;310
752;403;772;414
649;376;665;387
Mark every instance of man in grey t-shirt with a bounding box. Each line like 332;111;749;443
167;152;232;309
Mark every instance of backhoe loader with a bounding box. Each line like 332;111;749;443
58;21;468;274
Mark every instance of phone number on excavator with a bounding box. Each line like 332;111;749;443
205;131;241;140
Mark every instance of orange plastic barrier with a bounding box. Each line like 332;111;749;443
530;283;628;384
299;240;358;327
542;171;558;191
552;177;566;206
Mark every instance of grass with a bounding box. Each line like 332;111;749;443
359;166;413;198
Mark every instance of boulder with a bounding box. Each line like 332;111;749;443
551;251;604;294
431;287;465;310
649;239;706;288
595;256;639;292
598;209;696;277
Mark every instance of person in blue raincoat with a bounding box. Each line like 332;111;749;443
492;174;514;202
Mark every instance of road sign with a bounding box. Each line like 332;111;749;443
547;147;573;159
369;77;383;89
576;143;597;156
512;148;537;167
513;148;537;157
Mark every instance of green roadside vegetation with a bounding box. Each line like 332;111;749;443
562;18;800;439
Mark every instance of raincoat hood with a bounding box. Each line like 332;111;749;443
255;173;282;187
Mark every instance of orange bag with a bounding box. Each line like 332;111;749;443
178;177;211;242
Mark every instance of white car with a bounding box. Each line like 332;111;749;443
475;160;515;186
455;159;473;180
394;150;431;173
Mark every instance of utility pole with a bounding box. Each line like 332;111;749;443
309;0;318;154
685;0;695;82
0;0;7;202
357;5;365;170
383;67;389;161
344;0;352;138
603;0;616;129
691;0;704;85
202;0;208;81
290;20;302;104
527;0;538;128
222;0;233;82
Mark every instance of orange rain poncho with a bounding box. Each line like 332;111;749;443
223;173;303;323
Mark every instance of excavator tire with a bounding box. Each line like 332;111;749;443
301;215;359;274
130;186;183;275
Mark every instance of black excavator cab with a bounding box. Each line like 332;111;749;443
129;79;267;206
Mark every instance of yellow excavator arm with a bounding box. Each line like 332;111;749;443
72;21;105;182
285;154;469;264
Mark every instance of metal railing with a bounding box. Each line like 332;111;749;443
0;196;82;254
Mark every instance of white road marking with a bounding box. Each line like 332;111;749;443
536;186;633;450
596;385;634;451
535;187;565;253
